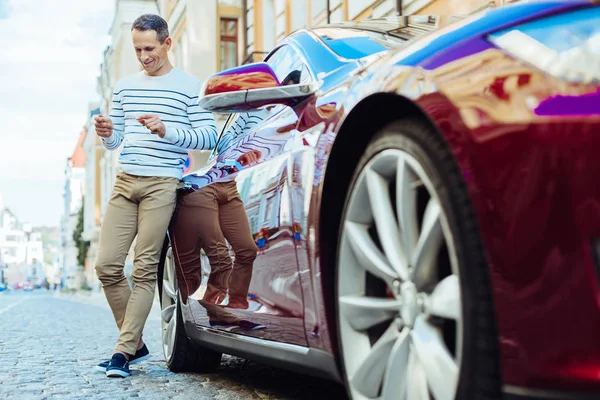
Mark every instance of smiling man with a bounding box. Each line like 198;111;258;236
93;14;217;378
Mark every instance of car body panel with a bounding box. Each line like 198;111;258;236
170;1;600;395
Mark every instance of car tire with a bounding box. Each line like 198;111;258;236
158;238;222;373
336;119;501;399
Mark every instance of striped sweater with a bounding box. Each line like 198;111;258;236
102;68;218;179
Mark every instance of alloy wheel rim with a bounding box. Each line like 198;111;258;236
338;149;463;400
161;246;178;362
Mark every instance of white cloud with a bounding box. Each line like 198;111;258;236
0;0;114;226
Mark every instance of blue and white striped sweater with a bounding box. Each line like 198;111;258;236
101;68;217;179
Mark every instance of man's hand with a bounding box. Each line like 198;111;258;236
137;114;166;138
237;149;262;167
94;114;114;138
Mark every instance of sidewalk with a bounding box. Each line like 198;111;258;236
55;288;162;321
53;289;108;308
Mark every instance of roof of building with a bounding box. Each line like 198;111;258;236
69;130;87;168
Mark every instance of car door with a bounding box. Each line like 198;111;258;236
286;83;349;352
175;44;315;346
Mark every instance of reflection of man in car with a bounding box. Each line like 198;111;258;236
171;109;268;330
171;70;301;329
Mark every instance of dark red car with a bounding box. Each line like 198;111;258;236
159;2;600;399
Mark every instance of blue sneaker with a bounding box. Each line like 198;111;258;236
95;344;149;372
105;353;131;378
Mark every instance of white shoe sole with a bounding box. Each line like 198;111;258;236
106;368;131;378
95;354;150;372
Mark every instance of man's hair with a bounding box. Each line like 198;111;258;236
132;14;169;43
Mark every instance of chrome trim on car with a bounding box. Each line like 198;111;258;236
245;82;320;102
183;321;342;382
198;91;247;112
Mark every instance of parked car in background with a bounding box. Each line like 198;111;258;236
158;2;600;399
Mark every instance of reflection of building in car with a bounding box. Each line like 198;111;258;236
256;228;268;254
293;223;302;245
238;156;288;246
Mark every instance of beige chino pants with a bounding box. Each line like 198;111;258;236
95;172;181;355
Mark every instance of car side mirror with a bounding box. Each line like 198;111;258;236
198;62;318;113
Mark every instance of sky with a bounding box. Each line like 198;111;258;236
0;0;115;227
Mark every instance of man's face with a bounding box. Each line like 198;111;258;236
132;29;171;75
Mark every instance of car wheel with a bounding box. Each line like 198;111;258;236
336;119;501;400
160;243;222;373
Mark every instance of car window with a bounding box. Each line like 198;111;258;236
213;106;283;156
312;28;408;59
265;45;312;84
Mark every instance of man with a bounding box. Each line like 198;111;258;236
93;14;217;378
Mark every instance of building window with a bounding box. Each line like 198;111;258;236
219;0;242;5
263;1;276;51
246;4;254;57
292;0;307;30
170;20;187;71
275;0;286;39
330;6;344;23
174;35;184;69
163;0;179;20
373;0;396;18
312;0;327;19
348;0;375;20
220;18;239;71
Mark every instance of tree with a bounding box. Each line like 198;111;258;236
72;201;90;268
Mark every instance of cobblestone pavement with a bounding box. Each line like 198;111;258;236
0;290;348;400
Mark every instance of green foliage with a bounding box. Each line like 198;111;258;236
72;201;90;268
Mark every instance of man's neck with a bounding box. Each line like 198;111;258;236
145;62;174;77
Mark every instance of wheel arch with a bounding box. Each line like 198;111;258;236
318;92;443;354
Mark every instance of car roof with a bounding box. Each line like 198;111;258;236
300;17;443;64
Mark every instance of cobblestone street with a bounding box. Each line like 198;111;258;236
0;290;347;400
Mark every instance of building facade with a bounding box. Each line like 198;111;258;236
0;194;45;286
59;130;87;290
